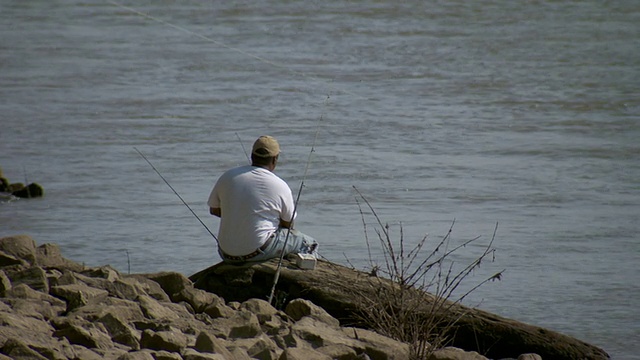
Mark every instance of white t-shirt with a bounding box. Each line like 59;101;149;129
207;165;295;256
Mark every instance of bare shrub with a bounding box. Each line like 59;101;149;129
347;186;504;359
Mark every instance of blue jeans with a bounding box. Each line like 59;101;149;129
219;228;318;264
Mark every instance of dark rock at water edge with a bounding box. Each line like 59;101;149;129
0;172;44;198
11;182;44;198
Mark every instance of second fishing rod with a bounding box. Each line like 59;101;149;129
267;95;328;305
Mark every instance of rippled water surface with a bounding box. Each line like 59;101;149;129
1;1;639;358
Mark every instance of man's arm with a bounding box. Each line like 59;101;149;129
210;207;221;217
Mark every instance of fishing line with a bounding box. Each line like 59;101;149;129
268;94;330;305
106;0;367;101
235;132;250;164
134;147;219;242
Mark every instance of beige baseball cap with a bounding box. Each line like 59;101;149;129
252;135;280;157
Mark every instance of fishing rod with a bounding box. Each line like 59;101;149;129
134;147;218;242
235;132;250;163
268;95;329;305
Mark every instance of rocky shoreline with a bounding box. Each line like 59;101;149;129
0;235;607;360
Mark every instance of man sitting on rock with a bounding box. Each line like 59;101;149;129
207;135;318;263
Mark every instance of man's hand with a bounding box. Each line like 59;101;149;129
210;207;221;217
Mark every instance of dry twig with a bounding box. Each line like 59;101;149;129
347;186;504;359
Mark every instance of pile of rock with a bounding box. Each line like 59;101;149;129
0;168;43;199
1;234;520;360
191;258;608;360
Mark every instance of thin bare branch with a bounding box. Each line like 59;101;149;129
344;190;503;359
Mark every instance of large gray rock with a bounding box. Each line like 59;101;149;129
137;295;182;321
142;272;192;299
0;235;37;265
241;298;278;324
1;338;50;360
194;331;234;358
203;300;236;319
52;321;114;349
73;272;148;302
81;265;120;281
0;323;57;358
315;344;359;359
181;348;228;360
97;312;141;349
172;286;223;314
35;243;84;272
343;326;411;359
103;279;144;301
209;310;263;340
0;330;69;360
290;315;411;360
117;349;156;360
91;347;129;359
5;282;66;308
66;297;146;323
0;311;54;335
227;333;280;360
60;343;107;360
428;347;489;360
8;266;49;293
122;274;171;302
139;329;188;352
285;298;340;328
228;311;263;339
0;271;9;297
279;347;333;360
50;283;110;311
228;347;253;360
153;350;183;360
291;316;360;349
2;298;63;322
0;251;26;268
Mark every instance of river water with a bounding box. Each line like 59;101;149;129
1;0;638;358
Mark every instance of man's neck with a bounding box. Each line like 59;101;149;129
252;163;273;172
